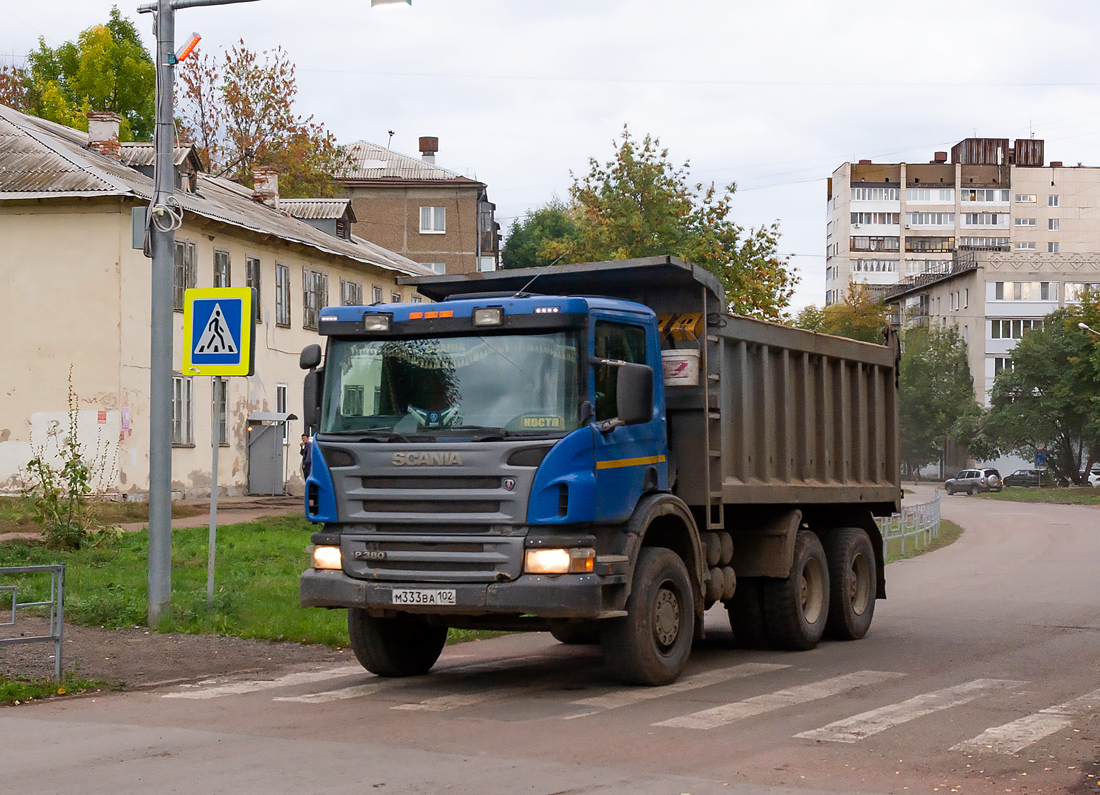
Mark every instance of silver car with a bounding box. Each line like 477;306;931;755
945;468;1002;495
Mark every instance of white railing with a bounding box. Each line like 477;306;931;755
876;490;941;559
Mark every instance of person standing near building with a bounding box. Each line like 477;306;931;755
301;433;312;480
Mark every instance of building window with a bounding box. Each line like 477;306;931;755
275;263;291;328
994;357;1013;376
993;281;1054;301
1015;241;1036;251
372;285;384;304
419;206;446;233
850;259;897;273
173;240;197;312
958;236;1009;249
412;296;423;304
336;218;349;240
850;187;900;201
1048;195;1060;207
246;257;261;323
421;262;446;274
1048;242;1060;253
964;288;969;308
214;250;231;288
1065;282;1100;303
963;213;1008;226
851;212;899;225
303;269;328;330
276;383;288;444
212;377;228;446
850;236;900;252
1014;194;1036;203
341;279;362;306
990;318;1043;339
961;188;1009;203
391;291;402;304
906;212;954;226
905;236;954;253
1048;218;1059;231
905;188;954;202
1014;217;1036;227
172;374;194;446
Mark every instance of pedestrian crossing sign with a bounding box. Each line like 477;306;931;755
183;287;256;376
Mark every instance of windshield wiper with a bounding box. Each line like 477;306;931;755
434;425;520;441
352;430;411;443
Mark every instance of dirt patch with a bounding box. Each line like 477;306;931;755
1;617;350;690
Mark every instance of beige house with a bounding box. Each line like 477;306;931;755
0;104;433;498
337;137;500;276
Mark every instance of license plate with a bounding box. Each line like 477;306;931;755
391;588;457;606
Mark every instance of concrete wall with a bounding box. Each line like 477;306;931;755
0;197;421;498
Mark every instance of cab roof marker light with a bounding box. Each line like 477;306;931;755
363;314;392;332
473;307;504;326
534;306;561;314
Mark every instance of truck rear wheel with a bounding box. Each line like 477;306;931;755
347;609;448;677
602;547;694;686
726;577;770;649
823;528;876;640
762;529;829;651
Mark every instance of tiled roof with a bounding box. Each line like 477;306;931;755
281;197;355;221
338;140;481;184
0;104;433;278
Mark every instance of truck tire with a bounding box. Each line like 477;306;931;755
823;528;876;641
550;623;600;645
347;609;448;677
602;547;694;686
727;576;770;649
762;529;830;651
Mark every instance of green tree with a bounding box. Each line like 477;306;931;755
539;126;796;320
178;41;340;198
899;324;977;475
23;7;154;140
501;198;580;269
793;284;890;344
986;292;1100;483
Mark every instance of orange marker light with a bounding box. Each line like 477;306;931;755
174;33;202;63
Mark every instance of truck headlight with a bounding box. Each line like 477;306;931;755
311;545;342;570
524;547;595;575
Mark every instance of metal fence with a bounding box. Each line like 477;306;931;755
0;565;65;680
876;490;941;559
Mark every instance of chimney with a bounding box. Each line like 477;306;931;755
87;111;122;161
252;167;280;208
1051;161;1063;168
419;136;438;165
858;159;872;165
933;151;948;163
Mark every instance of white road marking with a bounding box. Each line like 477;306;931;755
951;686;1100;755
274;682;387;704
655;670;905;730
795;678;1026;743
567;663;790;717
162;666;366;699
393;688;530;712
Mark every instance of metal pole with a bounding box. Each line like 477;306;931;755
147;0;176;625
207;380;219;609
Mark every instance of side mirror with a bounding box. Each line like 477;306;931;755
616;363;654;426
300;344;322;370
303;368;323;435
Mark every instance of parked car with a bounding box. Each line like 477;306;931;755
1090;468;1100;488
945;468;1002;495
1002;469;1044;488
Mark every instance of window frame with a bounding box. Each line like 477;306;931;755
419;205;446;234
173;239;197;312
212;376;229;447
275;263;291;328
172;374;194;447
246;256;261;323
303;268;329;330
213;249;231;288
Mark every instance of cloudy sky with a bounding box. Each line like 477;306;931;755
4;0;1100;312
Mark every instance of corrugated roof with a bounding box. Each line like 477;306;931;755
338;140;481;184
281;197;354;221
0;103;433;279
119;141;201;169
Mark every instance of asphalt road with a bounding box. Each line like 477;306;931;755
4;489;1099;795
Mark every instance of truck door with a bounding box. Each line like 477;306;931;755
590;316;667;523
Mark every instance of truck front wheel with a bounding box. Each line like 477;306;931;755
762;529;830;651
823;527;876;640
347;609;448;677
602;547;694;686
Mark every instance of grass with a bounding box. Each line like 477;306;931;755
0;496;204;535
0;671;110;707
884;519;963;563
974;486;1100;505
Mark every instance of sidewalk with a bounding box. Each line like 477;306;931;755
118;495;303;532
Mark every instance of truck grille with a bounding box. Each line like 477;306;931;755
342;535;522;583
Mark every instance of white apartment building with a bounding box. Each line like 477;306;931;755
826;138;1100;305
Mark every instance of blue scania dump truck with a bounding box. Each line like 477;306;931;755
298;256;900;686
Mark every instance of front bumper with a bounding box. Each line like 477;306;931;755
300;568;621;619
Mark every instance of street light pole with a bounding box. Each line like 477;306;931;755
1080;322;1100;338
138;0;260;625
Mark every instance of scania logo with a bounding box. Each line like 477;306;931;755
392;452;463;467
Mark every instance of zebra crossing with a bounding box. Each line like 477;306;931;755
160;661;1098;755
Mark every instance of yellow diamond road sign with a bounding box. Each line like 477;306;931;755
183;287;256;376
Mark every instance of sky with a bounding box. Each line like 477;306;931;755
4;0;1100;313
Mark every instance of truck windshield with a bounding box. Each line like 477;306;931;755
321;332;581;438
